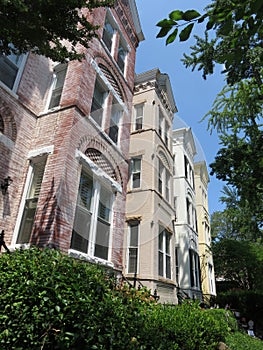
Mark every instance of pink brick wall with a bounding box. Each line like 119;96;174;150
0;1;140;269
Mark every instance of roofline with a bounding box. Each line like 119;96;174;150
130;0;145;42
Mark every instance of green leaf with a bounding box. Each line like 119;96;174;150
169;10;183;21
182;10;201;21
156;26;173;38
156;19;175;27
166;28;178;45
179;23;194;42
206;19;215;30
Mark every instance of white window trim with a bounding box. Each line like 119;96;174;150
71;167;114;263
126;221;140;274
0;53;28;94
131;157;142;189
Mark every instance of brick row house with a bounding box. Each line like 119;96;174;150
0;1;144;273
0;1;216;304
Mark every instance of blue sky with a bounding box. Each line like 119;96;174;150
135;0;226;214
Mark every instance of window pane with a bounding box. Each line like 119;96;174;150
165;232;170;254
91;81;106;127
158;232;163;250
95;218;110;260
79;173;93;211
117;43;126;73
98;187;111;222
158;252;164;276
109;102;122;143
49;64;67;109
166;255;171;279
128;248;138;273
133;159;141;172
0;56;18;89
102;19;114;52
71;206;91;253
133;173;140;188
130;223;138;246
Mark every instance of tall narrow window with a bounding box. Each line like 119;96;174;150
95;185;112;260
71;169;114;261
158;226;171;279
48;63;68;109
164;120;169;146
184;155;189;180
117;41;127;73
102;18;115;52
134;104;143;130
71;173;93;253
0;51;25;90
109;100;122;144
131;158;141;189
175;247;179;283
17;158;46;244
158;109;164;137
158;160;164;194
127;221;139;273
91;79;107;127
165;171;170;202
189;249;200;288
186;198;191;225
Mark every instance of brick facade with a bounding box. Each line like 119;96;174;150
0;1;143;271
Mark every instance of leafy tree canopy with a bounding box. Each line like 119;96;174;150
156;0;263;85
157;0;263;229
0;0;114;62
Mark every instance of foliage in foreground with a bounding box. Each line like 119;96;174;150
0;0;114;62
226;331;263;350
0;248;261;350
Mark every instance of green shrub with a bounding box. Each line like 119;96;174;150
1;248;258;350
226;332;263;350
140;301;237;349
0;248;152;349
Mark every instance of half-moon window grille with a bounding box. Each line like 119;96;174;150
158;150;170;170
98;64;123;101
85;148;117;181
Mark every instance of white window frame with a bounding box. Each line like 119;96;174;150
47;63;68;110
158;226;171;279
127;221;140;274
71;167;114;262
0;51;27;93
134;103;144;131
131;157;142;189
90;78;109;128
109;98;123;144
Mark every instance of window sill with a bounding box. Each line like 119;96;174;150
68;249;114;268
